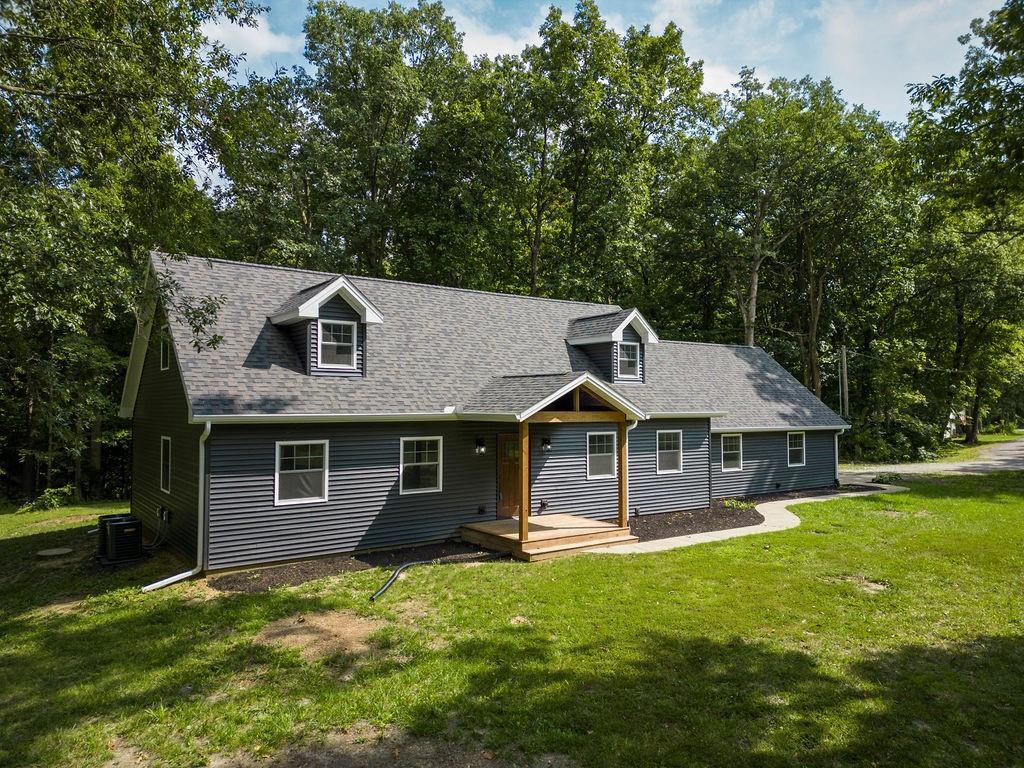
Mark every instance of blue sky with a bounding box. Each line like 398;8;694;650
205;0;996;122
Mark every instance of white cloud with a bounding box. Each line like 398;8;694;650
449;4;549;59
650;0;797;94
814;0;992;117
202;16;304;64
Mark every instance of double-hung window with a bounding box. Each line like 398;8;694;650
788;432;806;467
721;434;743;472
400;437;442;494
617;342;640;379
160;324;170;371
319;320;356;369
587;432;617;479
275;440;329;505
160;436;171;493
656;430;682;474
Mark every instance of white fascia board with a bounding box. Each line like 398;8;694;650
648;411;727;419
192;411;462;425
118;266;157;418
709;424;849;433
567;309;660;346
612;309;660;344
516;373;647;421
270;276;384;325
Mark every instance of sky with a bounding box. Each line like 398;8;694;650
204;0;997;122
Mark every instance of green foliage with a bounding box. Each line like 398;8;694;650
4;0;1024;488
721;498;757;510
17;485;74;513
870;472;904;484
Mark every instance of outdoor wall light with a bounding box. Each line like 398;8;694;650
541;437;552;453
474;437;486;455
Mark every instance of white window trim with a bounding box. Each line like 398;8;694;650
721;433;743;473
318;319;358;370
159;324;170;371
160;436;172;494
586;430;618;479
787;431;806;467
399;436;443;495
617;341;641;379
274;439;329;506
655;429;683;475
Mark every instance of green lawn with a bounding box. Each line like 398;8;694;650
2;474;1023;767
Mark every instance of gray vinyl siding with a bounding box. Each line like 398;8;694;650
710;430;838;498
578;342;614;380
309;297;365;377
529;423;620;521
130;321;203;559
287;322;309;374
205;421;506;570
628;419;710;515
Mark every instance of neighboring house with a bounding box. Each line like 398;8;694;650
121;254;848;572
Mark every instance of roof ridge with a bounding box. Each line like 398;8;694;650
570;307;631;321
174;255;618;309
659;339;763;351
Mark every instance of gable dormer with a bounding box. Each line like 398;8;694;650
567;308;658;384
270;276;383;378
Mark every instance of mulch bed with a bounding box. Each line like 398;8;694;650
628;484;877;543
207;541;489;594
209;485;879;592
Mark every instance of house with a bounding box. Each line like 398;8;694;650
120;255;848;575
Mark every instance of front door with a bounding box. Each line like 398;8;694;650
497;433;522;518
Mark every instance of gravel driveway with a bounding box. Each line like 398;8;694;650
841;437;1024;483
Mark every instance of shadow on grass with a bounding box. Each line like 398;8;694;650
2;591;1022;767
392;628;1024;768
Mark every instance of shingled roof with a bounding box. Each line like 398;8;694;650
131;255;847;431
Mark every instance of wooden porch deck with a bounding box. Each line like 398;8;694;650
461;513;638;561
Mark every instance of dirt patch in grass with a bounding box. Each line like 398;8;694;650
254;610;388;662
831;574;889;594
211;721;576;768
102;737;150;767
209;542;490;594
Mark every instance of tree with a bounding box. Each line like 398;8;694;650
0;0;258;498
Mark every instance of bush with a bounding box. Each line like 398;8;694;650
17;485;74;513
722;498;757;510
984;419;1019;435
871;472;903;485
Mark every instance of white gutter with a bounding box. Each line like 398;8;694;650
709;424;850;433
142;420;211;592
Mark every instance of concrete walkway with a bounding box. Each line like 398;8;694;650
596;483;908;555
840;436;1024;484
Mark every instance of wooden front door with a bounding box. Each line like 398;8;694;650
497;433;522;518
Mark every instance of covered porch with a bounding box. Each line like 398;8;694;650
459;372;642;560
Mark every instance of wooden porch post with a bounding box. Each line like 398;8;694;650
519;420;530;542
617;420;628;529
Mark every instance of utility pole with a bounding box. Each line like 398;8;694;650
840;345;850;419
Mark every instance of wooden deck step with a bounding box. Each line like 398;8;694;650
460;513;638;561
520;534;639;561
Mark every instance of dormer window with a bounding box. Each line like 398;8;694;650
618;342;640;379
319;320;356;369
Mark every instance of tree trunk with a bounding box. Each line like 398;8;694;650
966;378;985;444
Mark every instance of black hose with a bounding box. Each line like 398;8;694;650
369;551;512;602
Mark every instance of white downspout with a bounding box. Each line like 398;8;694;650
142;420;211;592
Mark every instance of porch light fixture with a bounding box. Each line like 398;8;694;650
474;437;486;455
541;437;552;453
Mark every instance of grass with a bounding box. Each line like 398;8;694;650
1;474;1023;767
841;431;1023;470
